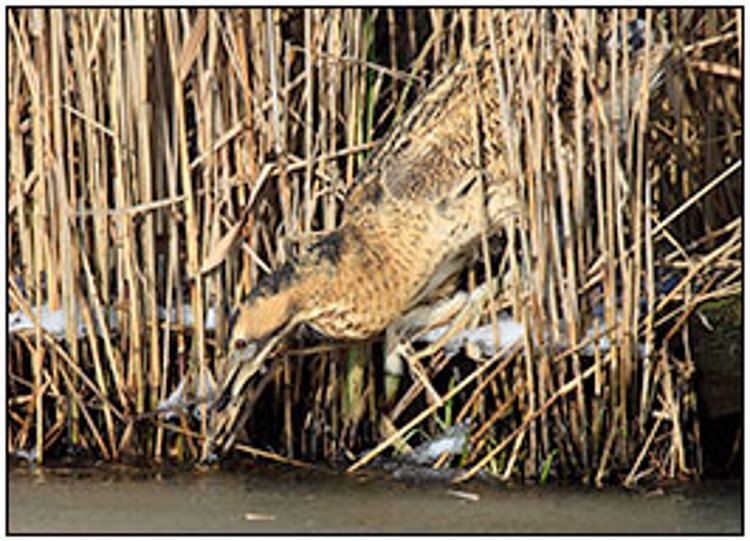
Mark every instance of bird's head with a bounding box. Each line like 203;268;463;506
227;260;304;360
227;287;299;364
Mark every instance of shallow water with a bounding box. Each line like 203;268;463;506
8;463;741;534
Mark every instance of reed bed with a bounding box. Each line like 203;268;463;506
7;8;742;486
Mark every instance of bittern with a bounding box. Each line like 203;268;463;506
208;23;672;455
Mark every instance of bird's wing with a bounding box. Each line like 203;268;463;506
344;57;496;217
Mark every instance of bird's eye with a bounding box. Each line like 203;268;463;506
234;338;247;350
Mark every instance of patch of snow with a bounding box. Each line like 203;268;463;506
420;313;646;358
10;303;219;341
420;315;524;357
9;447;38;462
157;305;218;331
8;304;102;340
405;420;472;464
157;377;189;421
157;371;217;422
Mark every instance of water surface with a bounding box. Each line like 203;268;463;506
8;463;741;534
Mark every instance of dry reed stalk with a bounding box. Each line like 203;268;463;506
77;269;119;458
165;10;209;453
29;8;47;464
50;13;78;441
133;10;161;420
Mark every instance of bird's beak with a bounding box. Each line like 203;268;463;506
210;319;298;454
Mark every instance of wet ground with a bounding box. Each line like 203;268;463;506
8;462;742;534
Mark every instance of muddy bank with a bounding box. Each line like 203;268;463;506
8;463;741;534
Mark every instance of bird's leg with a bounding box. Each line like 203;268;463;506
383;276;503;407
383;289;470;405
383;326;404;406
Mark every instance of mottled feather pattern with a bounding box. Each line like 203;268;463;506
211;26;673;452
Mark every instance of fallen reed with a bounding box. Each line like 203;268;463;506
7;8;741;485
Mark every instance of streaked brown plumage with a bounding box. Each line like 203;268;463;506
209;26;672;454
234;51;517;338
